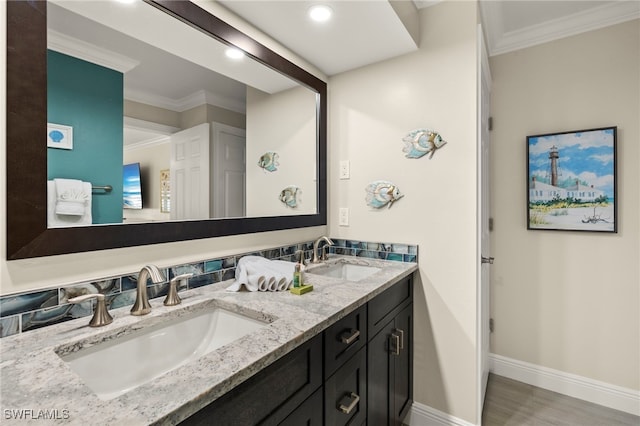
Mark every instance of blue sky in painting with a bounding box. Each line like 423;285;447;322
528;128;615;198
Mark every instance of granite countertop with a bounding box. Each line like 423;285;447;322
0;256;417;425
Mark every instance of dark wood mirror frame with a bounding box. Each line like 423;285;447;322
6;0;327;260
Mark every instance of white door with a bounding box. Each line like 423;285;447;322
170;123;210;220
211;123;246;218
477;24;493;420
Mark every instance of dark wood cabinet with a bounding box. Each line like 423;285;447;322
324;305;367;379
324;346;367;426
180;275;413;426
278;388;324;426
392;303;413;423
180;334;323;425
367;278;413;426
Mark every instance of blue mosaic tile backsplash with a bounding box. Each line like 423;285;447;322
0;238;418;338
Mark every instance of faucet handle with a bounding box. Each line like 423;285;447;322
68;294;113;327
295;249;306;264
164;273;193;306
320;245;330;261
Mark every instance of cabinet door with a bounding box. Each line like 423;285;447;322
180;334;322;425
393;303;413;424
367;318;395;425
279;387;323;425
367;304;413;426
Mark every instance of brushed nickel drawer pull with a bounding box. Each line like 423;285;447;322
340;329;360;345
396;328;404;350
391;333;400;355
338;392;360;414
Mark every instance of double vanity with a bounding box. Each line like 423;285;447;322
0;256;416;425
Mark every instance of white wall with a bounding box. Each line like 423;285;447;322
328;2;480;423
0;2;327;296
123;141;171;223
490;20;640;391
246;86;317;216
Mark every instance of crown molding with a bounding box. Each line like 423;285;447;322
123;117;179;135
489;1;640;56
412;0;444;10
123;117;177;150
125;89;246;114
124;134;171;151
47;29;140;73
47;31;245;115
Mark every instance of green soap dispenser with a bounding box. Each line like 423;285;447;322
291;250;313;295
293;263;303;288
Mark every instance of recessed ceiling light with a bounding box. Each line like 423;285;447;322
225;48;245;60
308;4;333;23
114;0;136;4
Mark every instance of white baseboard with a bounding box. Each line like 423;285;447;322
404;402;476;426
490;353;640;416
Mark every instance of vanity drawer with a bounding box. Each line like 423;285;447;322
324;346;367;426
324;305;367;379
368;276;412;339
180;334;322;425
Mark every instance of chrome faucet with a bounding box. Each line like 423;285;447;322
312;236;334;263
131;265;166;316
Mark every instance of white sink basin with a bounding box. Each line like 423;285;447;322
308;262;381;281
59;307;267;400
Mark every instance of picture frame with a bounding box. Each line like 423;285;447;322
47;123;73;150
160;169;170;213
527;126;617;233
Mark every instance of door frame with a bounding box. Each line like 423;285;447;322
476;23;493;424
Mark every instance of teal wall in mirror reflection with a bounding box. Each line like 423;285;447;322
47;50;123;224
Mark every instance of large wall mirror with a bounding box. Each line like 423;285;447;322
6;0;327;260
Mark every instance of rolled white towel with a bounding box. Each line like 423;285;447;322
245;263;266;292
276;275;290;291
262;262;294;291
248;274;265;290
267;272;286;291
227;256;296;292
226;265;249;291
267;276;279;292
259;276;274;292
227;258;265;292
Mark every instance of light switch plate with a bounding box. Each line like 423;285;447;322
339;208;349;226
339;160;350;179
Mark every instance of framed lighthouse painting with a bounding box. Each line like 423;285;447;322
527;126;617;233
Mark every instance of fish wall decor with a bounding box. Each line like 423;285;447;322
279;185;300;208
365;181;404;209
258;151;279;172
402;128;447;159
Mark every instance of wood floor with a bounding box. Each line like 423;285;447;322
482;374;640;426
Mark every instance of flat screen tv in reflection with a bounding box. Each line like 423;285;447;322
123;163;143;209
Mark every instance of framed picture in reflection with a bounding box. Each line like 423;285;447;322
47;123;73;150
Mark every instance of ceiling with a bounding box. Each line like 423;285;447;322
217;0;420;76
48;1;638;145
220;0;640;74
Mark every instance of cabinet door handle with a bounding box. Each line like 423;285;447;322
340;329;360;345
391;333;400;356
395;328;404;350
338;392;360;414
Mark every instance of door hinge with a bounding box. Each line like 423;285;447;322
488;116;493;131
489;318;494;333
489;217;494;231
